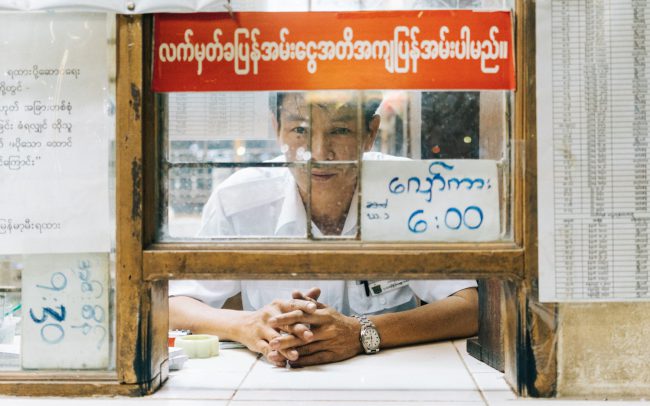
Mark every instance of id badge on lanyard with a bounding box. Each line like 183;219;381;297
358;280;409;296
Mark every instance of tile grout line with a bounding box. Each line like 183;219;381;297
227;353;263;406
452;340;490;406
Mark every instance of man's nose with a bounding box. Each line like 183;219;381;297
310;131;333;161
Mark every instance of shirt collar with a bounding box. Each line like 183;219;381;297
340;191;358;236
274;174;306;236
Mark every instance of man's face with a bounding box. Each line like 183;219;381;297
276;92;378;207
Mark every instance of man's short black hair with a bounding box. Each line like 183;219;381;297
270;91;382;132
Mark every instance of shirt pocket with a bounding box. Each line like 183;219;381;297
347;282;415;315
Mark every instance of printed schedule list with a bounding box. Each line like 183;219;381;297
538;0;649;301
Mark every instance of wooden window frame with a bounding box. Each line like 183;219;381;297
1;1;559;397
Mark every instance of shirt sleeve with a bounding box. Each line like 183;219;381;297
169;280;241;309
409;280;478;303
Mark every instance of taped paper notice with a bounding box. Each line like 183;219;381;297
0;14;111;254
21;253;110;369
361;160;500;242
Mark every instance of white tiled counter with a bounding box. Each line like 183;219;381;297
152;346;259;400
152;339;512;404
2;340;648;405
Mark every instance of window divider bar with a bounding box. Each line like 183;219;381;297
142;246;525;282
162;161;355;169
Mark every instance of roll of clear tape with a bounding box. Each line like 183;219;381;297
174;334;220;358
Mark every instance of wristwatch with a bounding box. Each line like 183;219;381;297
352;314;381;354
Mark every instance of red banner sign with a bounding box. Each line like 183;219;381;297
153;11;515;92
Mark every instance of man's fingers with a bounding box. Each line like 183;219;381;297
274;298;317;314
254;339;271;357
262;339;297;363
269;310;327;327
266;350;288;366
295;339;329;357
269;325;315;347
267;333;299;361
289;323;314;341
291;288;325;309
269;334;307;351
269;318;314;341
305;287;321;301
292;287;321;301
291;290;305;300
276;309;304;323
288;350;332;367
278;347;299;362
287;298;318;313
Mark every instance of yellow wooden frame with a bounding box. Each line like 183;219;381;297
0;2;557;397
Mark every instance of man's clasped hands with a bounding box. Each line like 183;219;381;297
235;287;363;367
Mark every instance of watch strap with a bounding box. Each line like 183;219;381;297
352;314;375;330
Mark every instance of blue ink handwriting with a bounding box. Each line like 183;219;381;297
389;161;491;203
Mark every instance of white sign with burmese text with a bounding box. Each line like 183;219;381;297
21;253;110;369
0;14;111;254
361;160;500;242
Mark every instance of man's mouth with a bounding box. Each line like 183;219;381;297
311;171;337;182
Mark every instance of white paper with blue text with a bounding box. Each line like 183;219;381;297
21;253;110;369
361;160;500;242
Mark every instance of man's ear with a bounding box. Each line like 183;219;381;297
364;114;381;151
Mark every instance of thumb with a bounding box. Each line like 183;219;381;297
305;287;321;301
292;288;325;308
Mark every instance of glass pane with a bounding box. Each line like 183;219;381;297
160;89;512;242
0;12;116;371
167;166;307;239
157;0;515;243
165;92;279;163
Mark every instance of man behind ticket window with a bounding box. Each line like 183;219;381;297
169;91;478;367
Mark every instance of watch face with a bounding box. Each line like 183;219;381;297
362;328;380;351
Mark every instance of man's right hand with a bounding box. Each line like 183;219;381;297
236;296;319;366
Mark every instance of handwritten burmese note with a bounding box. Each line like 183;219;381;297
0;14;111;254
362;160;500;242
21;253;110;369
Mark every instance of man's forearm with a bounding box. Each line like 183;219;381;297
368;288;478;349
169;295;248;342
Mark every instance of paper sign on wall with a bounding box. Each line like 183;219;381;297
0;14;111;255
536;0;650;302
362;160;500;242
21;253;110;369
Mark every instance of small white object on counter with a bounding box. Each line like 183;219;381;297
174;334;220;358
168;347;189;371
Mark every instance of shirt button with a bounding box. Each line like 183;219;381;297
380;297;386;305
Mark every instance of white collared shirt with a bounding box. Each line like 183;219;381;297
170;153;477;315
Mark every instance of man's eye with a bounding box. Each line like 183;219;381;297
292;126;308;135
330;127;353;135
